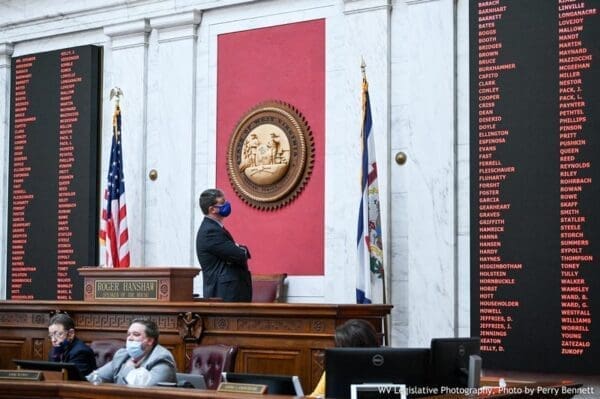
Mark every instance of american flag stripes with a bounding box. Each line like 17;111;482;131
99;104;130;268
356;73;384;304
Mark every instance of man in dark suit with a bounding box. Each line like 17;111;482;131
48;313;97;378
196;188;252;302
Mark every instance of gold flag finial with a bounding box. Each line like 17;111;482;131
360;57;366;79
110;87;123;140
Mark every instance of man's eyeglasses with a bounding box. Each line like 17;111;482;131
48;330;68;339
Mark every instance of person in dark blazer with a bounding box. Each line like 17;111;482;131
48;313;97;378
196;188;252;302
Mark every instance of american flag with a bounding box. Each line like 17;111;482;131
356;73;384;304
99;104;130;268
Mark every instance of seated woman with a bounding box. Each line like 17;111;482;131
89;318;176;386
309;319;379;397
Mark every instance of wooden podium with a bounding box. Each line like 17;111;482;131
78;267;201;302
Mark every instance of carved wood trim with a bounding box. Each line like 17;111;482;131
311;349;325;384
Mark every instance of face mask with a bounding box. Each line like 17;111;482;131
58;339;70;351
51;339;70;361
126;340;145;360
215;201;232;217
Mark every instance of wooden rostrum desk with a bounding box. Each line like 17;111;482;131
0;300;391;393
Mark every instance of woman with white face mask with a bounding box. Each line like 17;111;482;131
88;318;177;386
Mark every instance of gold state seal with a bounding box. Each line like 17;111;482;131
227;101;314;210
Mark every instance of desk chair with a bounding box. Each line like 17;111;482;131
251;273;287;302
189;344;238;389
89;339;125;368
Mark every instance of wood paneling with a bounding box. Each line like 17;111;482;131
239;348;302;376
0;338;26;369
0;300;391;393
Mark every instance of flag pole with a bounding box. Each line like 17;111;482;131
360;60;388;306
361;59;391;345
100;86;130;268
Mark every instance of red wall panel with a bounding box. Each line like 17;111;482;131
216;19;325;275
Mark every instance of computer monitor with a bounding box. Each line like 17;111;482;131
221;372;303;395
175;372;207;389
429;337;481;388
12;359;84;381
325;347;430;399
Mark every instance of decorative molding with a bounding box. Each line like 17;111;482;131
0;312;39;326
103;19;150;37
159;281;170;299
151;10;202;43
0;0;150;30
157;25;199;43
151;10;202;30
311;349;325;383
32;338;45;359
214;318;230;330
74;313;178;330
344;0;392;14
0;0;251;44
178;312;203;342
31;313;48;326
237;318;304;332
0;43;14;68
104;19;150;50
310;319;326;332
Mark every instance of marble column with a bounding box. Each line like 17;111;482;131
103;20;151;267
145;11;201;265
405;0;458;346
0;43;14;298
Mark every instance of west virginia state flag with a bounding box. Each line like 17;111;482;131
356;75;384;304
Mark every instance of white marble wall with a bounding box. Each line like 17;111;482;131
145;11;201;266
390;0;411;346
104;20;151;267
404;0;458;346
328;0;392;304
0;0;473;346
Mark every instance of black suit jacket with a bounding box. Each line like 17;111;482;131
196;217;252;302
49;337;97;379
